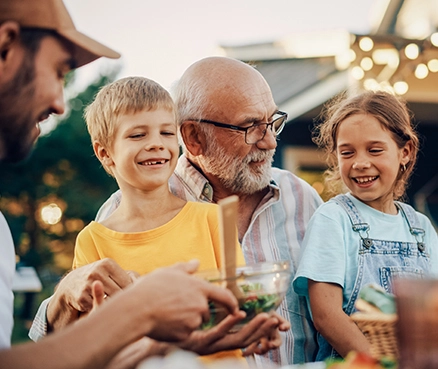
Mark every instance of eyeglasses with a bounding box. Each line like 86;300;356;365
189;111;287;145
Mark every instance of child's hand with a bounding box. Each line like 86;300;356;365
91;280;106;311
271;310;291;331
89;270;139;314
47;258;134;331
77;280;105;319
241;311;290;356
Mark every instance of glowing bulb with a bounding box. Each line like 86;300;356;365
363;78;379;91
405;43;419;60
431;33;438;47
379;81;393;93
351;66;365;80
394;81;409;95
359;37;374;52
372;48;399;67
428;59;438;72
415;63;429;79
360;57;374;71
41;203;62;225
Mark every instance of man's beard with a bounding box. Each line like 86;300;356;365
0;52;37;163
201;135;275;195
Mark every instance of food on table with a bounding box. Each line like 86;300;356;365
202;282;282;330
356;284;396;314
326;351;397;369
198;261;291;330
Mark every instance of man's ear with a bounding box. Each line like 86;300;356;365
0;21;21;75
180;121;205;156
93;141;114;167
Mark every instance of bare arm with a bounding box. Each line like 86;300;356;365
308;280;371;358
0;260;238;369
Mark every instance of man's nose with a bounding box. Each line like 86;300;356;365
255;126;277;150
52;84;66;115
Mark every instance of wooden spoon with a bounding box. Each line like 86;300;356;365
218;195;245;302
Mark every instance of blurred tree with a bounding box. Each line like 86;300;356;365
0;70;119;274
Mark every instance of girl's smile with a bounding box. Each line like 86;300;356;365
352;176;378;185
336;113;411;214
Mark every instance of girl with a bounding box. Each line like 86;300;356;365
293;90;438;360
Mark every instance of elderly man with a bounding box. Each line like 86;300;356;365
0;1;254;368
77;56;324;366
171;57;323;366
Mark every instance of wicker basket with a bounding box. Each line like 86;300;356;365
351;312;398;359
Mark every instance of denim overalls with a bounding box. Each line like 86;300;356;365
316;194;430;360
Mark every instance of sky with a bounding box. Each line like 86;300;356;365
64;0;379;91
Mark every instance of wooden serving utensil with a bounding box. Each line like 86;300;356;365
218;195;245;302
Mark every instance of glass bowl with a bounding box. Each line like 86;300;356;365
196;260;291;330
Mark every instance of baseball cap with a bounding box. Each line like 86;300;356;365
0;0;121;68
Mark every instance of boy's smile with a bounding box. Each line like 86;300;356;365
138;159;169;166
107;108;179;193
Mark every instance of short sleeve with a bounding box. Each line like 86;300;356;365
73;224;100;269
293;204;348;297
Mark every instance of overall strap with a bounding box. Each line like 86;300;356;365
331;194;373;248
395;201;426;252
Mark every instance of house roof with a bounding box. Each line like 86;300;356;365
220;0;438;121
250;58;349;121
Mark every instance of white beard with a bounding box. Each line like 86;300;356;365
201;138;274;195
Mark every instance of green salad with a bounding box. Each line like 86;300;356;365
201;282;281;330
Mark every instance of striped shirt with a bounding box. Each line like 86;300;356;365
30;154;323;366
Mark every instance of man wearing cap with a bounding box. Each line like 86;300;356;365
0;0;120;165
0;1;274;367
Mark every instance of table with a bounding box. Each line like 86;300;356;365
12;266;42;292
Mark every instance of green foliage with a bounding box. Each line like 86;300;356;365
0;71;119;273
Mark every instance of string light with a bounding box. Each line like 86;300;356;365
394;81;409;95
405;43;420;60
431;33;438;47
351;66;365;80
359;37;374;52
363;78;379;91
351;33;438;95
415;63;429;79
372;48;399;66
360;57;374;71
428;59;438;72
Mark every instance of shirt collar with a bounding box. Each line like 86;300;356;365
174;154;214;202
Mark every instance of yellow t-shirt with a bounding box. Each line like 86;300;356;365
73;202;245;272
73;201;246;363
